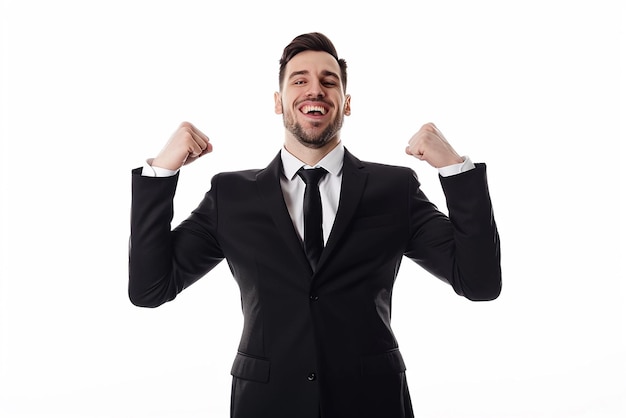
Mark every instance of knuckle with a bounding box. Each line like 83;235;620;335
178;122;194;137
423;122;436;132
178;128;194;140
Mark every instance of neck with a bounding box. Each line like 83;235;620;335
284;135;341;166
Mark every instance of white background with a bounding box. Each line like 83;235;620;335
1;0;624;417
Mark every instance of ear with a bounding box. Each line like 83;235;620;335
344;94;352;116
274;92;283;115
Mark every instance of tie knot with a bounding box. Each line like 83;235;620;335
297;167;327;186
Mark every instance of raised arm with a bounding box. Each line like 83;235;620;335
404;123;501;301
128;122;223;307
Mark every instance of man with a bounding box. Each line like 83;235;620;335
129;32;501;418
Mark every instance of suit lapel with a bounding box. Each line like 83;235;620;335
256;149;368;276
317;149;367;271
256;152;313;274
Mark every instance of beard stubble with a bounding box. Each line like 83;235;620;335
282;106;344;149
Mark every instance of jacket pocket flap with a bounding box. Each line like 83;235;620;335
360;348;406;376
230;352;270;383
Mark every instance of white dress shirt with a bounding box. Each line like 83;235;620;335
280;145;344;245
141;146;475;246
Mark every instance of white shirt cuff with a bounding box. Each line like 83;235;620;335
438;156;475;177
141;158;179;177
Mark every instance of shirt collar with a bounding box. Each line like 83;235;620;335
281;143;345;180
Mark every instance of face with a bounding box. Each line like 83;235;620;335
274;50;351;149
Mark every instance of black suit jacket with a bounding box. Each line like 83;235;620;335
129;149;501;418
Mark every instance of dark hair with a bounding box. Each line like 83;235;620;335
278;32;348;92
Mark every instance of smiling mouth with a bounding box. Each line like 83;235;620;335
300;104;328;116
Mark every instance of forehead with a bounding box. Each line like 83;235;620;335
286;50;341;76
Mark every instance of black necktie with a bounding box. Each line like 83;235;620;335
297;167;328;271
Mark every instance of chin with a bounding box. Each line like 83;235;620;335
298;138;330;149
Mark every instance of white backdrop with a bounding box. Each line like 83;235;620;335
1;1;624;417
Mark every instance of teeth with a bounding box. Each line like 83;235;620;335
302;105;327;115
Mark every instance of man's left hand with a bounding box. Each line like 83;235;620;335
405;123;464;168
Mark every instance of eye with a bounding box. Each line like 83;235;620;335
322;80;337;87
293;79;306;85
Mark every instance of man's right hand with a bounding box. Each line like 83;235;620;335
152;121;212;171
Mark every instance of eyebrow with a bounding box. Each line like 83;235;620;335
288;70;340;81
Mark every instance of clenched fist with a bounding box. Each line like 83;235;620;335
152;121;212;171
405;123;463;168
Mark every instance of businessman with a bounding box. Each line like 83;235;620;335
129;32;501;418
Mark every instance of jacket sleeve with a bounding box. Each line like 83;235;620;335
128;168;224;307
404;163;501;301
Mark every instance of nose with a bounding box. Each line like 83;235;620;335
305;80;326;99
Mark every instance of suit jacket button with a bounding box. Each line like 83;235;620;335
307;372;317;381
309;295;319;301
